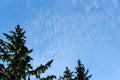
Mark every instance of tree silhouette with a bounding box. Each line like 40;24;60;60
60;60;92;80
59;67;74;80
75;60;92;80
0;25;56;80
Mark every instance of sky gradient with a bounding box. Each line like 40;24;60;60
0;0;120;80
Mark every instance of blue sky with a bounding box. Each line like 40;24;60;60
0;0;120;80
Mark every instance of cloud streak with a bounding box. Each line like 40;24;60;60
23;0;120;79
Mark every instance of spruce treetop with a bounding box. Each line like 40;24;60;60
0;25;56;80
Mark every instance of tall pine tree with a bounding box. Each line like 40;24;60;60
59;67;74;80
75;60;92;80
0;25;56;80
60;60;92;80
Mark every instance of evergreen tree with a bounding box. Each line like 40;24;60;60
75;60;92;80
59;67;74;80
60;60;92;80
0;25;56;80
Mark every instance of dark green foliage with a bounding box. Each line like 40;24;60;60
59;67;74;80
0;25;56;80
41;75;56;80
75;60;92;80
60;60;92;80
0;25;92;80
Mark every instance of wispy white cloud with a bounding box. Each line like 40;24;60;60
24;0;120;79
1;0;120;79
